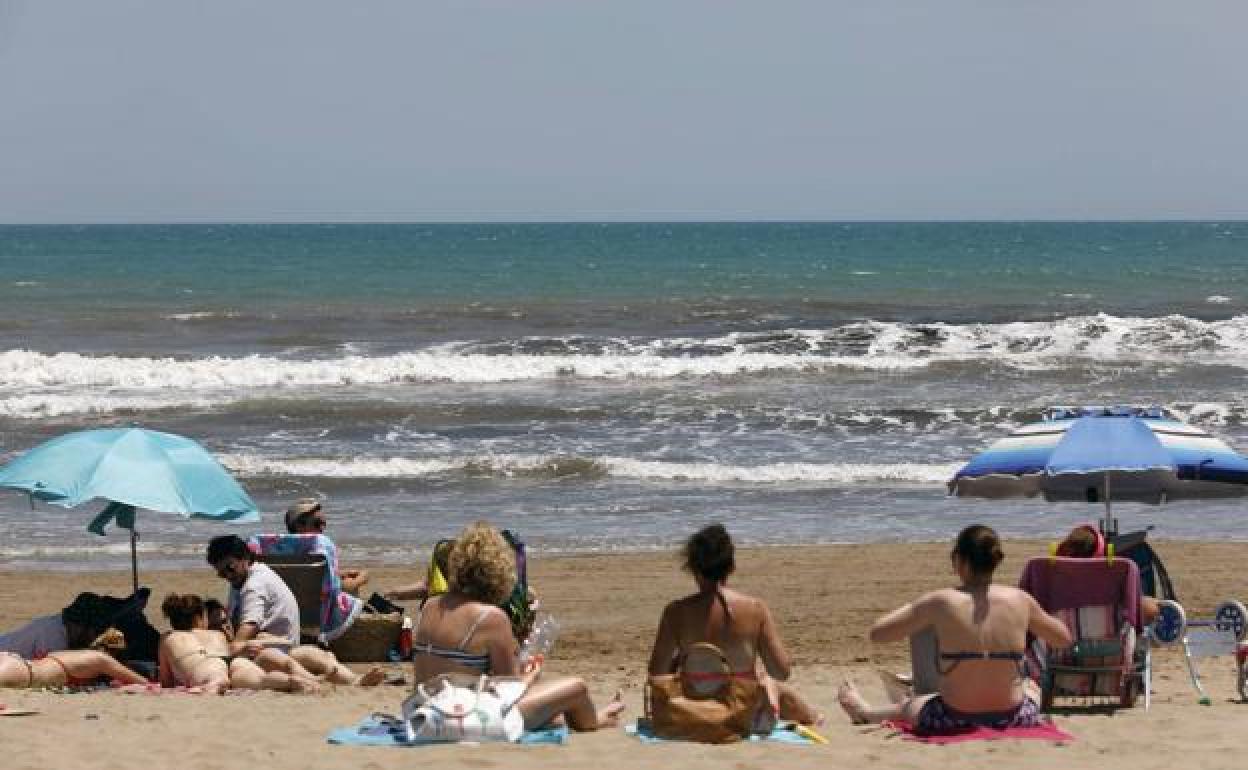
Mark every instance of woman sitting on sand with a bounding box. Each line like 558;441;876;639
1;639;149;689
411;521;624;732
647;523;822;727
838;524;1073;731
158;594;320;694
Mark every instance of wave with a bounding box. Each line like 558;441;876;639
217;452;960;484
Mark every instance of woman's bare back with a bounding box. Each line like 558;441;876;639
926;585;1033;712
650;587;790;678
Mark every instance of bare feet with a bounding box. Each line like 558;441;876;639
356;666;386;687
838;681;870;725
289;676;322;695
597;691;626;728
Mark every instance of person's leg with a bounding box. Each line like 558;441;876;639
39;650;148;686
228;658;320;694
774;681;823;725
515;675;624;732
288;645;384;686
0;655;34;688
837;680;933;725
252;649;319;681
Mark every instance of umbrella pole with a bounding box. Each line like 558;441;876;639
1101;471;1117;538
130;528;139;593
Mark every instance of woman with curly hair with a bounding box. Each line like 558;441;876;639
411;521;623;731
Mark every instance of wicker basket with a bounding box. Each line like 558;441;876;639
328;611;403;662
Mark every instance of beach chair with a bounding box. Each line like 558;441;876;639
246;533;363;645
1019;556;1147;710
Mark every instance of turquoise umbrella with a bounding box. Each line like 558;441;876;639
0;427;259;590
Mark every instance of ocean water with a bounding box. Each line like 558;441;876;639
3;221;1248;571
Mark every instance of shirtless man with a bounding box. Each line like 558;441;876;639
838;525;1073;731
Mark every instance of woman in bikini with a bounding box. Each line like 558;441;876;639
1;647;148;689
411;521;624;731
647;523;821;727
838;524;1073;732
157;594;320;694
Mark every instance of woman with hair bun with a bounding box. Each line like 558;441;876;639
647;523;821;728
838;525;1073;732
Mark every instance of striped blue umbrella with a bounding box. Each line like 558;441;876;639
948;406;1248;534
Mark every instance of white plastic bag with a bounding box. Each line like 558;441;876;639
402;674;527;743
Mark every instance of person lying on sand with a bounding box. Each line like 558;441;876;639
648;523;822;729
206;535;384;687
158;594;321;695
411;521;624;732
839;524;1072;732
2;628;149;689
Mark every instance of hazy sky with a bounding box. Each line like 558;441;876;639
1;1;1245;222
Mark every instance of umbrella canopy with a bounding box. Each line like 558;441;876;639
0;427;259;587
948;406;1248;533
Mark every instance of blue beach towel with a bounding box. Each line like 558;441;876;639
327;715;570;747
626;721;815;745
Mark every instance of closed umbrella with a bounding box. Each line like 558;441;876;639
948;406;1248;535
0;427;259;590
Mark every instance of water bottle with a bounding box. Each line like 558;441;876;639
398;615;414;659
518;614;561;667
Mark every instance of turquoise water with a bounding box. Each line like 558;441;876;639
2;222;1248;569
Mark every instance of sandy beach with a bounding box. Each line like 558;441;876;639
3;539;1248;769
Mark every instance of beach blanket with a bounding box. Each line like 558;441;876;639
884;719;1074;745
241;534;363;643
626;721;817;744
327;715;569;746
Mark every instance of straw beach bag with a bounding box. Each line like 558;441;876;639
644;642;765;744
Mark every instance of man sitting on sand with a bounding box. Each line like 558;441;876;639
206;535;383;687
838;525;1072;731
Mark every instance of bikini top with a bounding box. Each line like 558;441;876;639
937;649;1025;676
412;604;492;673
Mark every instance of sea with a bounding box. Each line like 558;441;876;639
3;221;1248;572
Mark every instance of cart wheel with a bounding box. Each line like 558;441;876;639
1214;600;1248;641
1152;600;1186;645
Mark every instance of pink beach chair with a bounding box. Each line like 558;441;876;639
1019;556;1147;710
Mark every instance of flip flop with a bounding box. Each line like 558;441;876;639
0;705;39;716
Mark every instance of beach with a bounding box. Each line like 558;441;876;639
3;539;1248;769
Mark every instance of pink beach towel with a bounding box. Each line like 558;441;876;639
884;719;1074;745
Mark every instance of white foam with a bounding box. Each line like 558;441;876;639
218;451;959;484
1207;295;1233;304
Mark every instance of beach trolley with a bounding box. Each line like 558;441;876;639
1151;599;1248;703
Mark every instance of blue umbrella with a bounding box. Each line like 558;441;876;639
948;406;1248;534
0;427;259;589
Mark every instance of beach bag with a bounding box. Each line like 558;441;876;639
401;673;527;743
644;642;765;744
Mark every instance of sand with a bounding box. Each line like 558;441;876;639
3;539;1248;769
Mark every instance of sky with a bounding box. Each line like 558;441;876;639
0;1;1245;223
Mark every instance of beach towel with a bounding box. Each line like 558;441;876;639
627;721;818;745
884;719;1074;744
241;534;363;643
327;715;569;746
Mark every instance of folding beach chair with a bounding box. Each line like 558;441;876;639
247;533;364;645
1019;556;1148;710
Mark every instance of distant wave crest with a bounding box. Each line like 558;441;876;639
218;452;960;484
